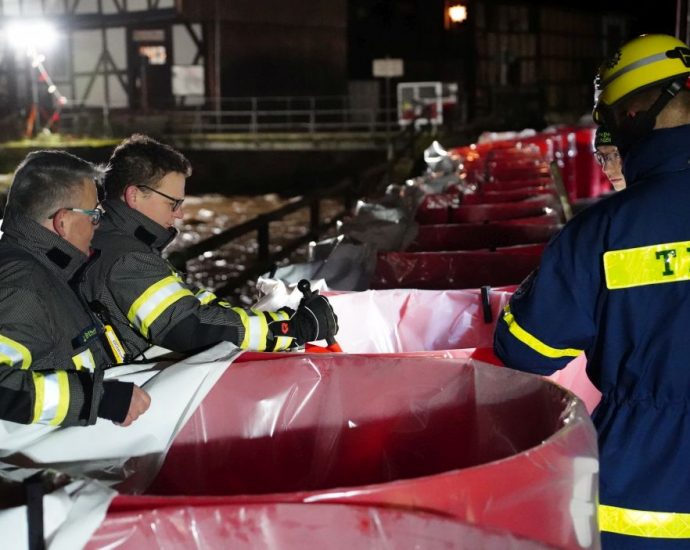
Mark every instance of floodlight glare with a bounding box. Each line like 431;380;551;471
448;4;468;24
6;21;58;53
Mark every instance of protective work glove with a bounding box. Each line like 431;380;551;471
268;294;339;346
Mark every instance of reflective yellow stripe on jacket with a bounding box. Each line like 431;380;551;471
604;240;690;289
72;349;96;371
32;371;69;425
128;275;194;338
232;308;270;351
600;504;690;539
195;289;217;305
267;310;293;350
502;305;582;359
0;334;32;369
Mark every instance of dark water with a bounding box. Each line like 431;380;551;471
168;194;342;305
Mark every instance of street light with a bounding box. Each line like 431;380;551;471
445;2;468;28
6;21;57;53
4;20;66;136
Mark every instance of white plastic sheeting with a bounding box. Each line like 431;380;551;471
0;479;116;550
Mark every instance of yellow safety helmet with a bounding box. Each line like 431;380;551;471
594;34;690;123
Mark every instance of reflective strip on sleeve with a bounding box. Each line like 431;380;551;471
0;334;32;369
231;308;269;351
604;240;690;289
72;349;96;371
267;310;293;350
502;305;582;359
127;275;194;338
195;289;217;305
600;504;690;539
32;371;69;425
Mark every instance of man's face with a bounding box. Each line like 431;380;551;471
61;178;100;255
595;145;626;191
130;171;186;229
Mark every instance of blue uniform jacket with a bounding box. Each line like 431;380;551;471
494;124;690;549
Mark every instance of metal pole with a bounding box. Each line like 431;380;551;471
30;65;41;133
385;75;393;160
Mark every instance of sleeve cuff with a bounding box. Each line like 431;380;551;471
98;380;134;423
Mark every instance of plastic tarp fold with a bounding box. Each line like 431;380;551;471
0;479;116;550
322;288;601;412
117;356;599;549
269;237;376;291
0;342;241;491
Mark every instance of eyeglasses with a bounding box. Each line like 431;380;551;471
49;207;104;225
138;184;184;211
594;150;621;167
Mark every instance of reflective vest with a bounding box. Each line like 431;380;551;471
494;124;690;547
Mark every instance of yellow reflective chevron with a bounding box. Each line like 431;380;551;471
267;310;293;350
604;240;690;289
232;308;270;351
0;334;32;369
195;289;217;305
600;504;690;538
128;275;194;338
502;305;582;359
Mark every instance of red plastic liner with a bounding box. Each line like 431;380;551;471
108;356;598;549
372;245;544;289
88;502;553;549
409;221;561;251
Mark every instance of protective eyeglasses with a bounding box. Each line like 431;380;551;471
138;184;184;211
50;207;104;225
594;150;621;167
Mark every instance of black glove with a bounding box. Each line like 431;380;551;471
268;295;339;345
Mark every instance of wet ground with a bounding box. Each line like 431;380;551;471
168;194;343;305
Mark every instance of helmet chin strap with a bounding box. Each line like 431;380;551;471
615;77;686;156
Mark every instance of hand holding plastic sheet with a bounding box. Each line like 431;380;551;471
0;342;241;463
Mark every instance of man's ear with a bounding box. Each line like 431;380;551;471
124;185;137;208
52;209;67;238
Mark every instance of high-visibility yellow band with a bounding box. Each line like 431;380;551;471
72;348;96;371
51;371;69;426
128;275;194;338
195;289;217;305
32;372;44;424
600;504;690;538
604;240;690;289
502;305;582;359
267;310;293;350
232;308;269;351
232;308;251;348
0;334;32;369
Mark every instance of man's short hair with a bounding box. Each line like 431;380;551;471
104;134;192;200
8;150;101;222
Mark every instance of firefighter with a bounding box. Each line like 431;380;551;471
0;151;150;427
594;126;626;191
494;34;690;548
84;134;338;360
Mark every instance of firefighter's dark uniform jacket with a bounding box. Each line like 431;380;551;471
494;124;690;548
85;199;292;360
0;208;131;426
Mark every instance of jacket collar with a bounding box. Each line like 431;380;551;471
1;207;88;280
623;124;690;186
101;199;177;251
